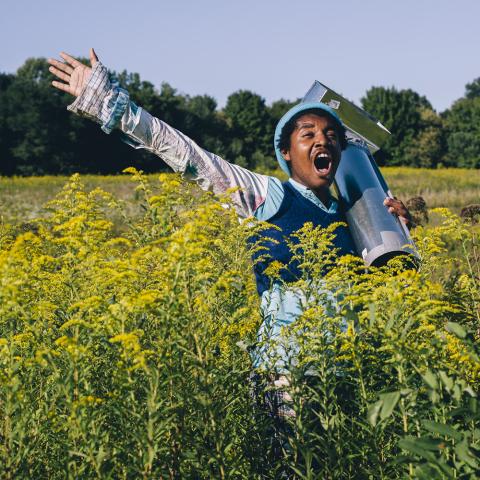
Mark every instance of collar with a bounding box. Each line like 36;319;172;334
288;178;338;214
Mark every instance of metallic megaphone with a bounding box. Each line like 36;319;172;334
303;81;419;267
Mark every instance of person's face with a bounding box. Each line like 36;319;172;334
281;113;342;198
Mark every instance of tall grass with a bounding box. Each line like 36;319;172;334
382;167;480;210
0;171;479;478
0;167;478;224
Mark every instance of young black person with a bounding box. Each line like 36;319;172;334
48;49;411;390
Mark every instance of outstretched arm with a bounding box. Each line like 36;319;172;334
48;50;272;219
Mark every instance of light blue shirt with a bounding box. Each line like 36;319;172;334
252;178;340;370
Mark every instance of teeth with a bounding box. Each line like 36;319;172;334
314;153;331;172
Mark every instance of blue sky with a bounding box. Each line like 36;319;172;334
1;0;479;112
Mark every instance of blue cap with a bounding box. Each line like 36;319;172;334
274;102;344;176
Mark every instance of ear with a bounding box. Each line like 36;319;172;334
281;148;291;162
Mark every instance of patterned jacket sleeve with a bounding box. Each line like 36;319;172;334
68;62;272;219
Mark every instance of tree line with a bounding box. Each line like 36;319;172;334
0;57;479;175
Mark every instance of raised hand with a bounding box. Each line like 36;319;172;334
48;48;99;97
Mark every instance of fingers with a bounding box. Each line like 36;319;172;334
48;58;73;75
383;197;402;210
384;198;394;212
48;65;70;82
51;80;72;94
59;51;82;68
90;47;99;66
384;197;405;214
384;197;413;227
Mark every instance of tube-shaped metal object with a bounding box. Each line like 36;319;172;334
334;141;418;266
303;80;391;154
302;80;419;267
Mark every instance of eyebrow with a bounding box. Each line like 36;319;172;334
295;122;315;130
295;121;337;132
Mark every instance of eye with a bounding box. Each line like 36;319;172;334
302;131;314;138
327;130;338;141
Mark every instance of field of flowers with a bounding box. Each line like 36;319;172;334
0;169;479;478
0;167;479;226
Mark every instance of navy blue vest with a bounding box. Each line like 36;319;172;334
252;182;357;295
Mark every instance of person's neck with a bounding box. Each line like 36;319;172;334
311;187;331;207
290;178;331;206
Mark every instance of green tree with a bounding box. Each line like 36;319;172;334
184;94;229;158
223;90;271;168
16;57;52;85
443;96;480;168
361;86;432;166
403;108;446;168
0;58;153;175
268;98;298;125
0;73;16;174
0;58;74;174
465;77;480;99
115;70;158;112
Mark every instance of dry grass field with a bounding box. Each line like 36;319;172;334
382;167;480;210
0;168;478;225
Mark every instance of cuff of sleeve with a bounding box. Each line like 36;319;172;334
101;87;130;134
67;61;111;123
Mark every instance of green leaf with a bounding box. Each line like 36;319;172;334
367;400;382;427
422;420;463;441
385;312;397;332
96;446;108;466
428;389;440;404
368;303;376;328
399;438;454;477
453;383;462;402
446;322;467;339
413;437;446;451
422;370;438;390
438;370;453;392
380;391;401;420
466;387;477;400
398;438;436;459
454;439;479;469
415;463;452;479
68;450;88;459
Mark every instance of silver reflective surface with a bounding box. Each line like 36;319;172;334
301;80;418;267
303;80;390;153
333;143;418;266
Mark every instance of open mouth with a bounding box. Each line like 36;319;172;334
313;153;332;174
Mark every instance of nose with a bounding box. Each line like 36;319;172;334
314;131;328;147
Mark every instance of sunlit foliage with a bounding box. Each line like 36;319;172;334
0;172;479;478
